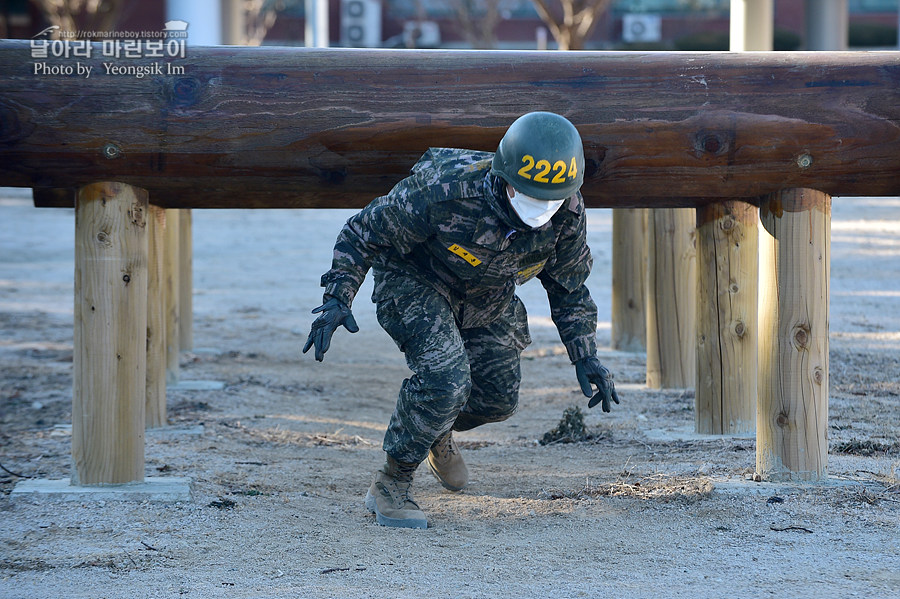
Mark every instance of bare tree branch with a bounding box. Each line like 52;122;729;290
530;0;613;50
32;0;124;39
532;0;562;43
450;0;508;49
243;0;281;46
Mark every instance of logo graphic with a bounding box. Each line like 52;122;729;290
32;25;60;39
164;20;189;36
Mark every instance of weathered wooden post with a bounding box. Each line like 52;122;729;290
695;202;758;434
164;209;180;385
611;209;647;352
757;189;830;481
178;210;193;351
697;0;767;435
646;208;697;388
73;182;148;485
146;205;167;428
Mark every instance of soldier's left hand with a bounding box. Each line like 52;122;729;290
574;356;620;412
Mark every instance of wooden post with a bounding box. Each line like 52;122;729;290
73;182;147;485
757;189;830;481
695;202;758;434
178;209;193;351
611;209;647;352
146;205;167;428
730;0;773;52
646;208;697;388
164;209;180;385
805;0;848;50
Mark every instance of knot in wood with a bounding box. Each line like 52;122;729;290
719;216;735;231
792;325;810;350
813;367;824;385
776;413;790;428
693;129;732;158
167;76;204;109
703;135;721;154
96;231;111;246
733;320;746;338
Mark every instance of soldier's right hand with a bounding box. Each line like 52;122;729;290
302;297;359;362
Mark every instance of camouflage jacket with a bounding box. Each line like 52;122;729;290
320;148;598;362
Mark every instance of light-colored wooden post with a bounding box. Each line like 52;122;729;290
612;209;647;352
646;208;697;388
73;182;147;485
757;189;830;481
696;202;758;434
178;209;193;351
805;0;848;51
146;205;167;428
730;0;773;52
164;209;180;385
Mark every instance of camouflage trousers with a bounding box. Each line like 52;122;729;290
375;285;532;465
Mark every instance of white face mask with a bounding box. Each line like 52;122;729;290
507;186;566;228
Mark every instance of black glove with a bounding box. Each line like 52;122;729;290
574;356;620;413
302;297;359;362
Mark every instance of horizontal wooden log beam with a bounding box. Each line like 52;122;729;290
2;41;899;209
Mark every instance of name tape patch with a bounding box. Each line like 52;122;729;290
447;244;482;267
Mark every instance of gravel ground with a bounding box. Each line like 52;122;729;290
1;188;898;598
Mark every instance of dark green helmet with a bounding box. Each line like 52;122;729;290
491;112;585;201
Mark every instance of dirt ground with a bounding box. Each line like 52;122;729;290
1;187;898;598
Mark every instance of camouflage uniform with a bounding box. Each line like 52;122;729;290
320;148;598;464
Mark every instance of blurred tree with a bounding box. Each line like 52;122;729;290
530;0;612;50
227;0;316;46
31;0;125;38
450;0;508;49
243;0;284;46
0;1;11;38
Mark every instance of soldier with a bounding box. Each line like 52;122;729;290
304;111;619;529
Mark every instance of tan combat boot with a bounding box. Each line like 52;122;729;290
426;431;468;492
365;455;427;529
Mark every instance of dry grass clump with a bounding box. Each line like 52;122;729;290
221;420;374;447
542;472;714;503
831;439;899;456
539;406;594;445
851;466;900;505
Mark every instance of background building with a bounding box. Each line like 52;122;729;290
1;0;898;49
